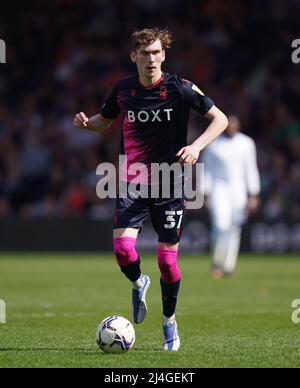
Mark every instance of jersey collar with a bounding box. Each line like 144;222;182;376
138;73;164;89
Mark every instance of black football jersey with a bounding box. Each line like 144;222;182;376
101;72;214;184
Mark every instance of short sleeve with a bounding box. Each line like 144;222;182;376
179;79;214;115
100;83;121;119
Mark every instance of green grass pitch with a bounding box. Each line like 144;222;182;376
0;253;300;368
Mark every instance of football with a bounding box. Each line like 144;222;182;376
96;315;135;354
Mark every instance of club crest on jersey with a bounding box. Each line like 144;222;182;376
127;109;173;123
130;88;136;97
159;85;168;100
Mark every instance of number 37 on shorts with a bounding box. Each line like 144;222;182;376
164;210;184;230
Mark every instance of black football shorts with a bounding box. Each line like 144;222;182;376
113;184;186;244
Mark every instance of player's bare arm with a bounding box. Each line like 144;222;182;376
73;112;114;131
177;106;228;165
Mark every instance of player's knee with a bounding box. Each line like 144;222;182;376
113;237;138;266
157;247;180;284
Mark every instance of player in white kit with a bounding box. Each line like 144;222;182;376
202;115;261;278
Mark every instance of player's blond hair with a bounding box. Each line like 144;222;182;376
131;28;173;51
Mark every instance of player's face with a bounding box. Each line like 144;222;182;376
131;40;165;83
225;115;241;137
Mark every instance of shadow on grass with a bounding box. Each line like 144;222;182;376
0;347;97;354
0;347;163;354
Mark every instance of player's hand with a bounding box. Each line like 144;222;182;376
176;144;200;165
247;196;260;215
74;112;89;128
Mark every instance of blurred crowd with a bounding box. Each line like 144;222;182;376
0;0;300;220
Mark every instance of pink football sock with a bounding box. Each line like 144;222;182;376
157;247;181;284
113;237;138;267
